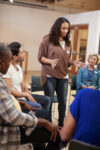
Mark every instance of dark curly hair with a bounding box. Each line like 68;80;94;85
8;42;21;56
49;17;71;46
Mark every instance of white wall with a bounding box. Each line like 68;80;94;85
0;3;100;70
0;3;67;71
66;10;100;61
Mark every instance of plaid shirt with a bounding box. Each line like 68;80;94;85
0;73;38;150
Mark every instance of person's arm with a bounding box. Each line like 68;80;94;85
60;111;76;143
1;94;58;141
89;70;100;90
21;82;28;92
21;82;31;93
0;83;59;141
68;58;86;68
38;36;59;69
76;68;86;90
41;56;59;69
37;118;59;142
19;100;40;111
4;78;36;102
0;86;38;128
60;90;83;148
4;78;28;97
87;86;96;89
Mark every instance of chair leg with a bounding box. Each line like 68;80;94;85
67;84;71;111
52;103;58;121
21;143;33;150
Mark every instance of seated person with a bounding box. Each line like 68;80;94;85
3;42;51;120
0;43;60;150
60;88;100;148
76;53;99;93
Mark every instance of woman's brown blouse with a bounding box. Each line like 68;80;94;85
38;35;72;86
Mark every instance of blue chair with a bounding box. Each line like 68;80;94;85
69;140;100;150
31;76;43;92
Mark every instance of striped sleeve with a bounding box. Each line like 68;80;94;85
0;79;38;128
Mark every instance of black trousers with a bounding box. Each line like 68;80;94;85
20;127;60;150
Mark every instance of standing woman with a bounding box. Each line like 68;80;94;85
38;17;81;126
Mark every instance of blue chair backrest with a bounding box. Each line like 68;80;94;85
31;76;43;92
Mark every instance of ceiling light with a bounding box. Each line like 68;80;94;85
9;0;14;2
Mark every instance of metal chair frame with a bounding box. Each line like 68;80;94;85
68;75;77;109
69;139;100;150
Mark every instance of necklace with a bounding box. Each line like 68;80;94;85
59;41;65;50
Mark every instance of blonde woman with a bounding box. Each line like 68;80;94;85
76;53;100;93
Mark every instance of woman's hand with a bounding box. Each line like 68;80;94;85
82;85;87;88
41;56;59;69
87;86;96;89
50;59;59;69
73;59;86;68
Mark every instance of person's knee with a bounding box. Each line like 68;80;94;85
44;96;51;105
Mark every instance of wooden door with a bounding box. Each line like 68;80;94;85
69;25;88;75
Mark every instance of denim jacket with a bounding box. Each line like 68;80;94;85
76;65;100;92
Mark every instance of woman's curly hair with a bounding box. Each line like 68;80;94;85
49;17;71;46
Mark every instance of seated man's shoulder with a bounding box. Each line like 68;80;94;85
7;64;14;73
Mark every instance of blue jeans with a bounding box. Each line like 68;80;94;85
43;77;68;126
24;100;42;109
21;94;51;120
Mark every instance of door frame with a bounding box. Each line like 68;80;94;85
70;24;88;74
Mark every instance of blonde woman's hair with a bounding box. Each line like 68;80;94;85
88;53;100;65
